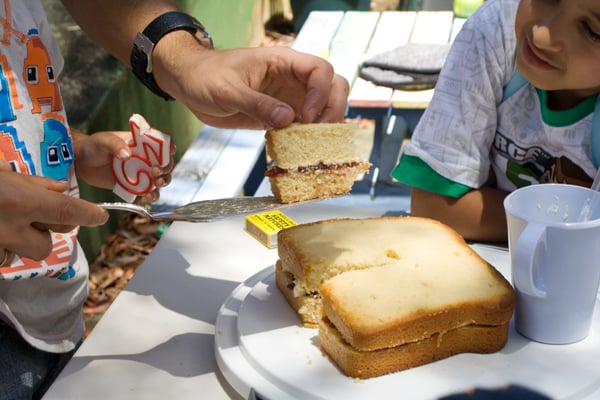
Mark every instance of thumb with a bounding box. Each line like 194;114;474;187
236;88;296;128
91;132;132;161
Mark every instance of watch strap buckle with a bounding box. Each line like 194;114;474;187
130;11;213;101
133;32;155;74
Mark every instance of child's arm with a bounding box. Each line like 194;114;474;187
410;187;509;242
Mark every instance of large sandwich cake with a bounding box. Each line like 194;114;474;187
275;216;515;378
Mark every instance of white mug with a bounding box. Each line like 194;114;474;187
504;183;600;344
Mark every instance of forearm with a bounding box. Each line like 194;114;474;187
59;0;180;65
410;187;509;242
60;0;348;129
60;0;208;103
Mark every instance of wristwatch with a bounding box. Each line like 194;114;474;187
130;11;213;100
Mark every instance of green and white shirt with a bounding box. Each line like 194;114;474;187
392;0;597;198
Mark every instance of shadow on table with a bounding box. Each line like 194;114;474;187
61;332;217;378
125;246;259;324
67;245;267;382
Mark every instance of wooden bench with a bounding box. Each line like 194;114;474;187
294;10;463;116
154;125;265;207
159;11;466;207
294;10;465;196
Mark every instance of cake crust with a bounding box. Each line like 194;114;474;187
320;261;515;351
265;122;364;169
265;122;370;203
274;216;516;378
319;317;510;379
278;216;433;294
275;261;321;328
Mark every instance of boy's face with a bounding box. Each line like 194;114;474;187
515;0;600;101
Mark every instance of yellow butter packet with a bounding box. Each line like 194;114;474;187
245;210;297;248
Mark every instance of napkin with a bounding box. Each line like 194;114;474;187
359;43;450;91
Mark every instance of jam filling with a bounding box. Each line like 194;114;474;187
265;161;362;177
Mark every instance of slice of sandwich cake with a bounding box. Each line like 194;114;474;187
276;216;418;327
318;221;515;378
264;123;370;203
320;254;515;352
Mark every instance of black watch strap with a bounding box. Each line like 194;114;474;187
130;11;213;100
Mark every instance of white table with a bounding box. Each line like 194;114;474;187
44;193;600;399
42;202;387;399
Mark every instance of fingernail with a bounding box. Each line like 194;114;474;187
118;148;131;159
99;210;109;225
271;105;292;127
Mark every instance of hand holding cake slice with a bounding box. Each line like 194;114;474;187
265;123;371;203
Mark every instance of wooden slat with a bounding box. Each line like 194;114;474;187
450;17;467;42
349;11;418;109
154;127;265;206
292;11;344;58
189;129;265;202
155;126;233;206
409;11;454;43
364;11;417;58
348;78;394;109
391;87;436;109
391;11;455;109
327;11;380;85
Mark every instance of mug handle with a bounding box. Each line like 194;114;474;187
513;222;547;298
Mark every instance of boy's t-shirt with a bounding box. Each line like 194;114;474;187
0;0;87;352
392;0;597;198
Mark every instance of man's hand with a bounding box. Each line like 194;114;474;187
0;162;109;260
154;44;350;130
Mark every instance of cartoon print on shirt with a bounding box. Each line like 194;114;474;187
541;156;592;187
40;112;72;180
494;130;549;186
0;0;28;47
0;123;35;174
495;131;593;188
0;10;79;281
0;228;78;280
0;55;19;122
23;28;62;114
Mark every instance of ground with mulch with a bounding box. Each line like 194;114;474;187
83;214;169;337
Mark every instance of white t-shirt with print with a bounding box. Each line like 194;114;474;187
0;0;87;353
